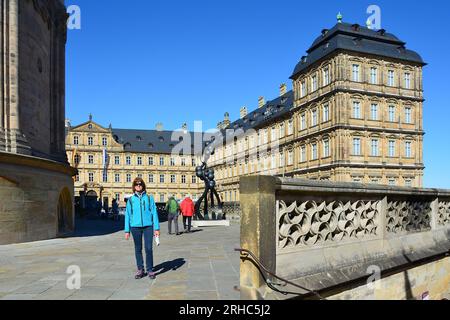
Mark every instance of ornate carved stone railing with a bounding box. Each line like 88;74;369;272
240;176;450;300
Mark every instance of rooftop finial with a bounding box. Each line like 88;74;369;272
337;12;343;24
89;113;92;121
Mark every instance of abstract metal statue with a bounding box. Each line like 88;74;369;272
194;142;223;220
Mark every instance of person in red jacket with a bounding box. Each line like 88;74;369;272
180;196;195;233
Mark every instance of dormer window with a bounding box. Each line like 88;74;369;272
124;143;132;150
136;136;142;141
159;136;164;142
301;56;307;64
351;24;360;31
321;29;329;37
377;29;386;36
148;143;154;149
88;124;93;129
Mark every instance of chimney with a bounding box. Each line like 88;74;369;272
223;112;230;128
258;97;265;108
280;83;287;96
240;106;248;119
156;123;164;131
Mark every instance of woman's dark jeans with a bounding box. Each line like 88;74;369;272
131;226;153;272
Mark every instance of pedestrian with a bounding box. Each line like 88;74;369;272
124;178;160;280
166;195;180;235
112;199;119;221
180;195;195;233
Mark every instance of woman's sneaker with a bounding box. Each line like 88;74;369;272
135;269;147;279
148;272;156;280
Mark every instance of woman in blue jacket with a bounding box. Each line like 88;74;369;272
125;178;160;279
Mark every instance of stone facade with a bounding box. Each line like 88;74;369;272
65;118;203;208
209;22;426;203
0;0;76;245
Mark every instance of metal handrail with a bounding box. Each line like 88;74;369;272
236;248;326;300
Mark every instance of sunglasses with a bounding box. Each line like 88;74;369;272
135;183;143;186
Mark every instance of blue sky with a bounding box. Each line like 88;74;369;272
65;0;450;188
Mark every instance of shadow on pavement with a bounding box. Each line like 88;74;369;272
154;258;186;275
68;216;125;238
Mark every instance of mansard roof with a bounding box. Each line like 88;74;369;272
291;22;426;79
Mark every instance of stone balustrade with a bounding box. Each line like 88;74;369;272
240;176;450;300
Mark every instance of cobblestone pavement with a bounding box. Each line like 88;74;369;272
0;217;240;300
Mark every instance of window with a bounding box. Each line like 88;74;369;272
160;157;165;166
88;155;94;164
73;136;79;145
389;140;396;157
288;150;294;165
181;158;186;166
115;193;121;202
160;174;165;183
170;158;176;166
102;172;108;183
352;64;360;82
148;157;154;166
323;67;330;86
137;173;142;179
388;70;395;86
311;109;318;126
148;174;154;183
388;178;396;186
311;74;318;92
160;194;165;203
114;156;120;165
102;137;107;146
323;139;330;158
300;145;306;162
301;80;306;97
371;104;378;120
271;127;277;141
74;155;81;165
311;143;318;160
88;137;94;146
288;120;293;135
353;177;362;183
126;156;131;165
75;175;79;182
89;172;94;182
389;106;396;122
371;139;379;156
279;123;285;138
271;154;277;169
171;175;176;183
126;174;132;183
181;175;186;184
370;67;378;84
405;179;413;187
405;107;412;124
371;178;379;184
192;176;197;184
405;141;412;158
300;113;306;130
115;173;120;183
353;101;361;119
323;104;330;122
353;138;362;156
137;156;142;166
263;129;268;144
192;158;196;166
404;73;411;89
279;152;285;168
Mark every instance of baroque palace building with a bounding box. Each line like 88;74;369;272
209;17;426;202
67;17;426;206
65;117;205;208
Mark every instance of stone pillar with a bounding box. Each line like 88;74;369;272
430;197;439;230
1;0;30;155
240;176;277;300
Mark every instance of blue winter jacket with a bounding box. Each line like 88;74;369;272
124;192;160;233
